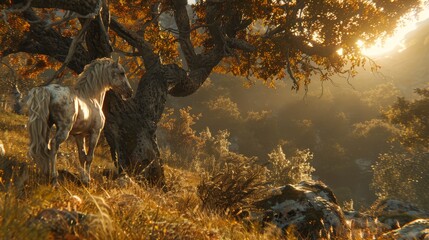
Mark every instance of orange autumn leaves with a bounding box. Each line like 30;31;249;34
0;0;424;88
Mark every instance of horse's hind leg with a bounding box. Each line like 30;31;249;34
49;122;73;185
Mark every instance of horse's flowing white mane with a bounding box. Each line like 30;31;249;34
74;58;115;99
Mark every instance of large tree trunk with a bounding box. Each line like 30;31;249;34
102;61;199;188
103;65;169;187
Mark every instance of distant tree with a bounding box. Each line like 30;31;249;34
0;0;422;185
372;88;429;208
206;96;241;120
359;83;401;110
373;151;429;208
383;88;429;151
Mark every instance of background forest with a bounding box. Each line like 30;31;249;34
157;18;429;210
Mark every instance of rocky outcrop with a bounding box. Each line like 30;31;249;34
254;181;350;239
372;199;429;229
27;209;92;239
380;219;429;240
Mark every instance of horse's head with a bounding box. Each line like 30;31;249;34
110;60;133;99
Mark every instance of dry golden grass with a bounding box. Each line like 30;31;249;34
0;111;394;240
0;111;285;239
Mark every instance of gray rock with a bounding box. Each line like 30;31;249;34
254;181;350;239
380;219;429;240
372;199;429;229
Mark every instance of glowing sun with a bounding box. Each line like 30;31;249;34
361;6;429;57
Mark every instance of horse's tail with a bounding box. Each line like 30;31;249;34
26;87;51;175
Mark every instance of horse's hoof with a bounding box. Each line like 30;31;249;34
51;178;60;188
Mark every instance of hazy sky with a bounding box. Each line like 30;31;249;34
362;5;429;56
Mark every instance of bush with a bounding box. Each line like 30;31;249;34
158;107;204;168
267;145;314;186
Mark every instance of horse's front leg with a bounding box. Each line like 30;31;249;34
74;135;89;185
83;129;102;184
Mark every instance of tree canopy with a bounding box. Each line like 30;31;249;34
0;0;423;90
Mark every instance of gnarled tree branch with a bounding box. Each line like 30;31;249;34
14;9;91;73
44;18;92;85
29;0;100;16
172;0;197;70
110;18;159;69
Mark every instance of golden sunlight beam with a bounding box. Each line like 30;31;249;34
362;6;429;57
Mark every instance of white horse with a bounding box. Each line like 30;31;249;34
27;58;133;185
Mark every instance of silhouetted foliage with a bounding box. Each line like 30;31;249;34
383;88;429;151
